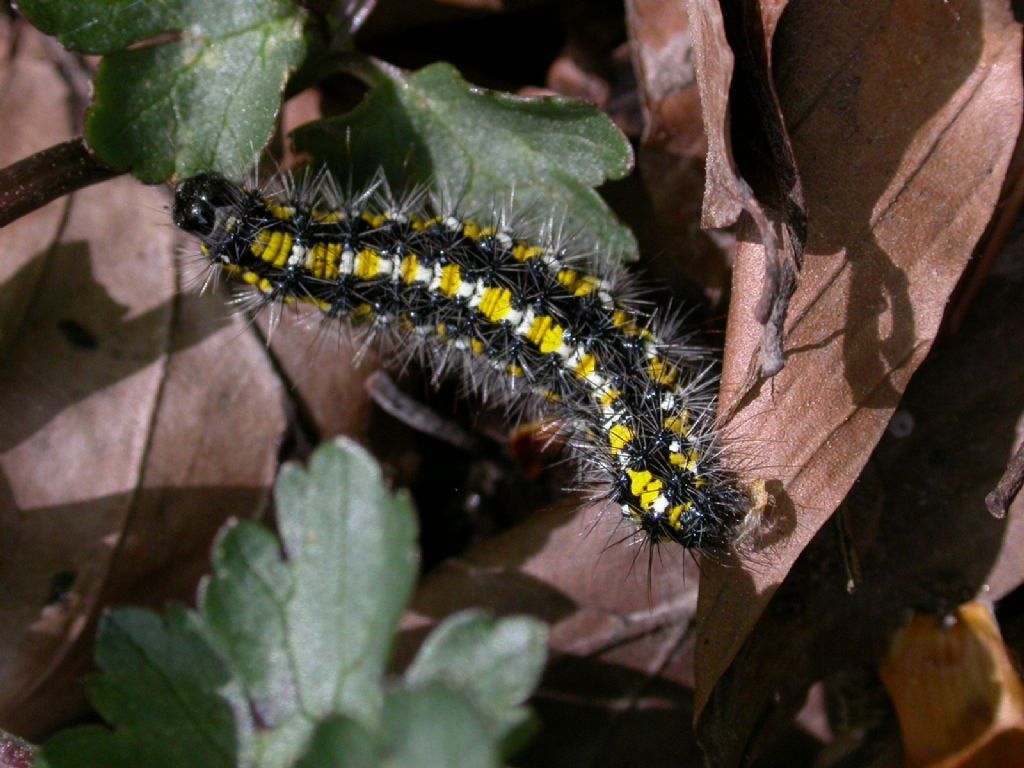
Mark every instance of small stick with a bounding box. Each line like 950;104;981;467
985;441;1024;519
0;138;118;228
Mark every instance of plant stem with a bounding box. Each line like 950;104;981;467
0;138;119;228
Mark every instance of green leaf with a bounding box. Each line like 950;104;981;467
404;612;547;752
18;0;309;181
293;62;637;259
293;716;381;768
38;439;544;767
199;438;419;767
39;607;237;768
378;686;499;768
38;439;420;768
297;687;499;768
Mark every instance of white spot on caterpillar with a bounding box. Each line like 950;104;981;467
515;308;536;337
429;262;444;291
468;282;488;308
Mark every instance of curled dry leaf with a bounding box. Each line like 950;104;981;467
686;0;805;373
0;21;291;738
692;0;1023;762
625;0;735;308
880;603;1024;768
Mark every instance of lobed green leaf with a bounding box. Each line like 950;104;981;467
18;0;309;182
294;62;637;259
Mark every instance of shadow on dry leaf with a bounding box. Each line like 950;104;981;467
0;170;293;736
689;0;1022;763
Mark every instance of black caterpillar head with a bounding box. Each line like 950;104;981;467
173;173;240;237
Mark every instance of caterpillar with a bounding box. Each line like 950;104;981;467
172;170;745;551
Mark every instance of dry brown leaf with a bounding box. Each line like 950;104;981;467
685;0;805;365
692;0;1022;762
0;21;291;737
694;214;1024;764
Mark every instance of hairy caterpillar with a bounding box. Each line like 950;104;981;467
172;170;744;551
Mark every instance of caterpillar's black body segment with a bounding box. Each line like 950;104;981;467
174;171;744;551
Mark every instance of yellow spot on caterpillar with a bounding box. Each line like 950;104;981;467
525;315;553;347
608;423;633;453
251;229;292;268
668;502;693;530
223;264;241;275
478;287;513;322
352;304;373;321
626;469;664;511
648;358;678;386
574;354;597;380
539;323;565;354
512;243;544;262
361;212;386;228
242;271;260;286
401;254;419;284
325;243;341;279
267;203;294;220
663;412;691;436
251;231;270;256
258;278;273;294
544;391;561;403
199;243;210;256
439;264;462;297
557;270;578;291
307;243;342;279
524;315;566;354
611;309;654;340
436;323;447;338
599;388;621;406
670;449;701;472
312;209;341;223
464;224;496;241
470;339;485;354
355;249;380;280
573;275;600;297
507;364;524;377
411;216;441;231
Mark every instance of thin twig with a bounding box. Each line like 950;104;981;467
0;138;119;228
985;441;1024;519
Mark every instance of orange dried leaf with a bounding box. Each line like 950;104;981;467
880;603;1024;768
